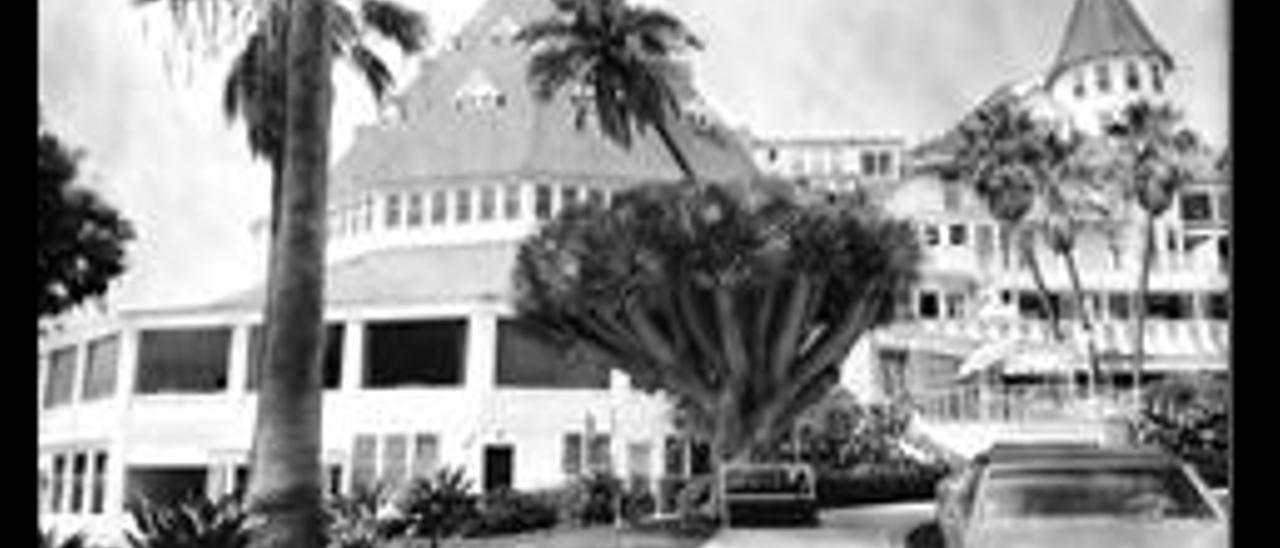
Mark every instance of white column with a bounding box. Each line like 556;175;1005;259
226;324;250;396
68;340;87;406
105;327;139;517
341;320;365;392
466;312;498;391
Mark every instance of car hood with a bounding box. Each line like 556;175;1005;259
967;519;1227;548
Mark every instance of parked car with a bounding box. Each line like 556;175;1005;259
935;442;1227;548
720;462;818;527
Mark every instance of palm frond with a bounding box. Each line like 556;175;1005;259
360;0;428;53
514;18;578;48
526;45;593;101
347;44;394;102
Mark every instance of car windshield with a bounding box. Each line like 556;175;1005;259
976;464;1216;521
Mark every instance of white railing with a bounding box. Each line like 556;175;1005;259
908;384;1140;423
914;319;1228;357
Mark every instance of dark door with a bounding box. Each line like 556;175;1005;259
483;445;514;492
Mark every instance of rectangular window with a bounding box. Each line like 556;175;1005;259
922;225;940;247
44;347;77;408
860;151;877;177
70;452;86;513
91;452;107;514
942;184;962;212
431;190;448;225
496;319;610;388
1180;192;1213;222
588;434;612;472
1151;63;1164;92
351;435;378;492
1105;295;1136;321
503;184;521;219
1095;64;1111;93
136;328;231;394
364;197;375;230
364;320;467;387
945;293;965;319
535;185;554;220
877;152;893;177
406;193;423;227
51;455;66;512
479;186;496;221
1206;292;1228;320
1073;71;1086;98
385;194;402;228
455;188;472;223
562;433;583;476
587;188;605;208
1146;293;1192;320
1218;193;1230;222
82;335;119;401
1125;62;1141;91
663;436;686;476
918;291;940;319
412;434;439;479
560;186;579;209
976;224;995;265
246;324;343;390
949;224;968;246
627;442;652;486
381;434;407;486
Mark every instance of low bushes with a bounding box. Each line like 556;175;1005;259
1133;376;1230;488
815;462;950;508
462;488;559;538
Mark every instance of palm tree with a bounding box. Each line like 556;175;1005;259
931;99;1064;343
134;1;424;546
515;0;705;183
1104;101;1203;404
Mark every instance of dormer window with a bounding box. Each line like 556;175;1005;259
489;16;520;45
1125;62;1141;92
1073;71;1086;98
454;70;507;112
1095;64;1112;93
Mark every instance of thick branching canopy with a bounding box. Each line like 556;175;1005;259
38;112;135;319
515;181;921;460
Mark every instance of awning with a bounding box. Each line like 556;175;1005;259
958;339;1085;377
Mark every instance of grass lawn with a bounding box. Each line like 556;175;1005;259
395;526;712;548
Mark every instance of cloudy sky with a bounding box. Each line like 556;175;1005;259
38;0;1228;311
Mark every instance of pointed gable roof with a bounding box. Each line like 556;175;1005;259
330;0;759;202
1048;0;1173;84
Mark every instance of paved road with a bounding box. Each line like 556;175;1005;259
703;502;937;548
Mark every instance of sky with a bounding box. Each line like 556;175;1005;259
38;0;1229;311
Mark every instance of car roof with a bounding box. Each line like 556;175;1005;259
976;443;1175;468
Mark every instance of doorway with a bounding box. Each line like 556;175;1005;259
483;445;514;492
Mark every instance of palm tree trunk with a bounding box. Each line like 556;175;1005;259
1061;247;1101;399
247;0;332;546
1132;214;1156;406
1017;229;1063;342
653;119;698;184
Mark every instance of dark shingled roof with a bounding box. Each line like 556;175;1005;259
1048;0;1173;84
330;0;760;202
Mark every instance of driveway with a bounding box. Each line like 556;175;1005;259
703;502;938;548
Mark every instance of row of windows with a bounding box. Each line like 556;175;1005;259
42;335;120;410
758;146;898;179
1071;60;1165;99
41;450;108;515
350;432;440;492
329;184;613;239
41;319;612;403
914;288;1228;322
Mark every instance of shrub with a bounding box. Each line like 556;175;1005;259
1133;376;1230;488
39;530;88;548
124;495;249;548
326;484;397;548
389;467;479;548
462;488;559;538
814;461;950;508
558;472;622;526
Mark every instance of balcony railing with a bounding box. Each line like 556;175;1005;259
908;384;1140;423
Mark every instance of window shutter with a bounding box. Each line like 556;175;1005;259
562;433;583;476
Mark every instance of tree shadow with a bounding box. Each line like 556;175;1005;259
904;520;945;548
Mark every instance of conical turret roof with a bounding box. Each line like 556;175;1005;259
331;0;759;202
1048;0;1173;84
